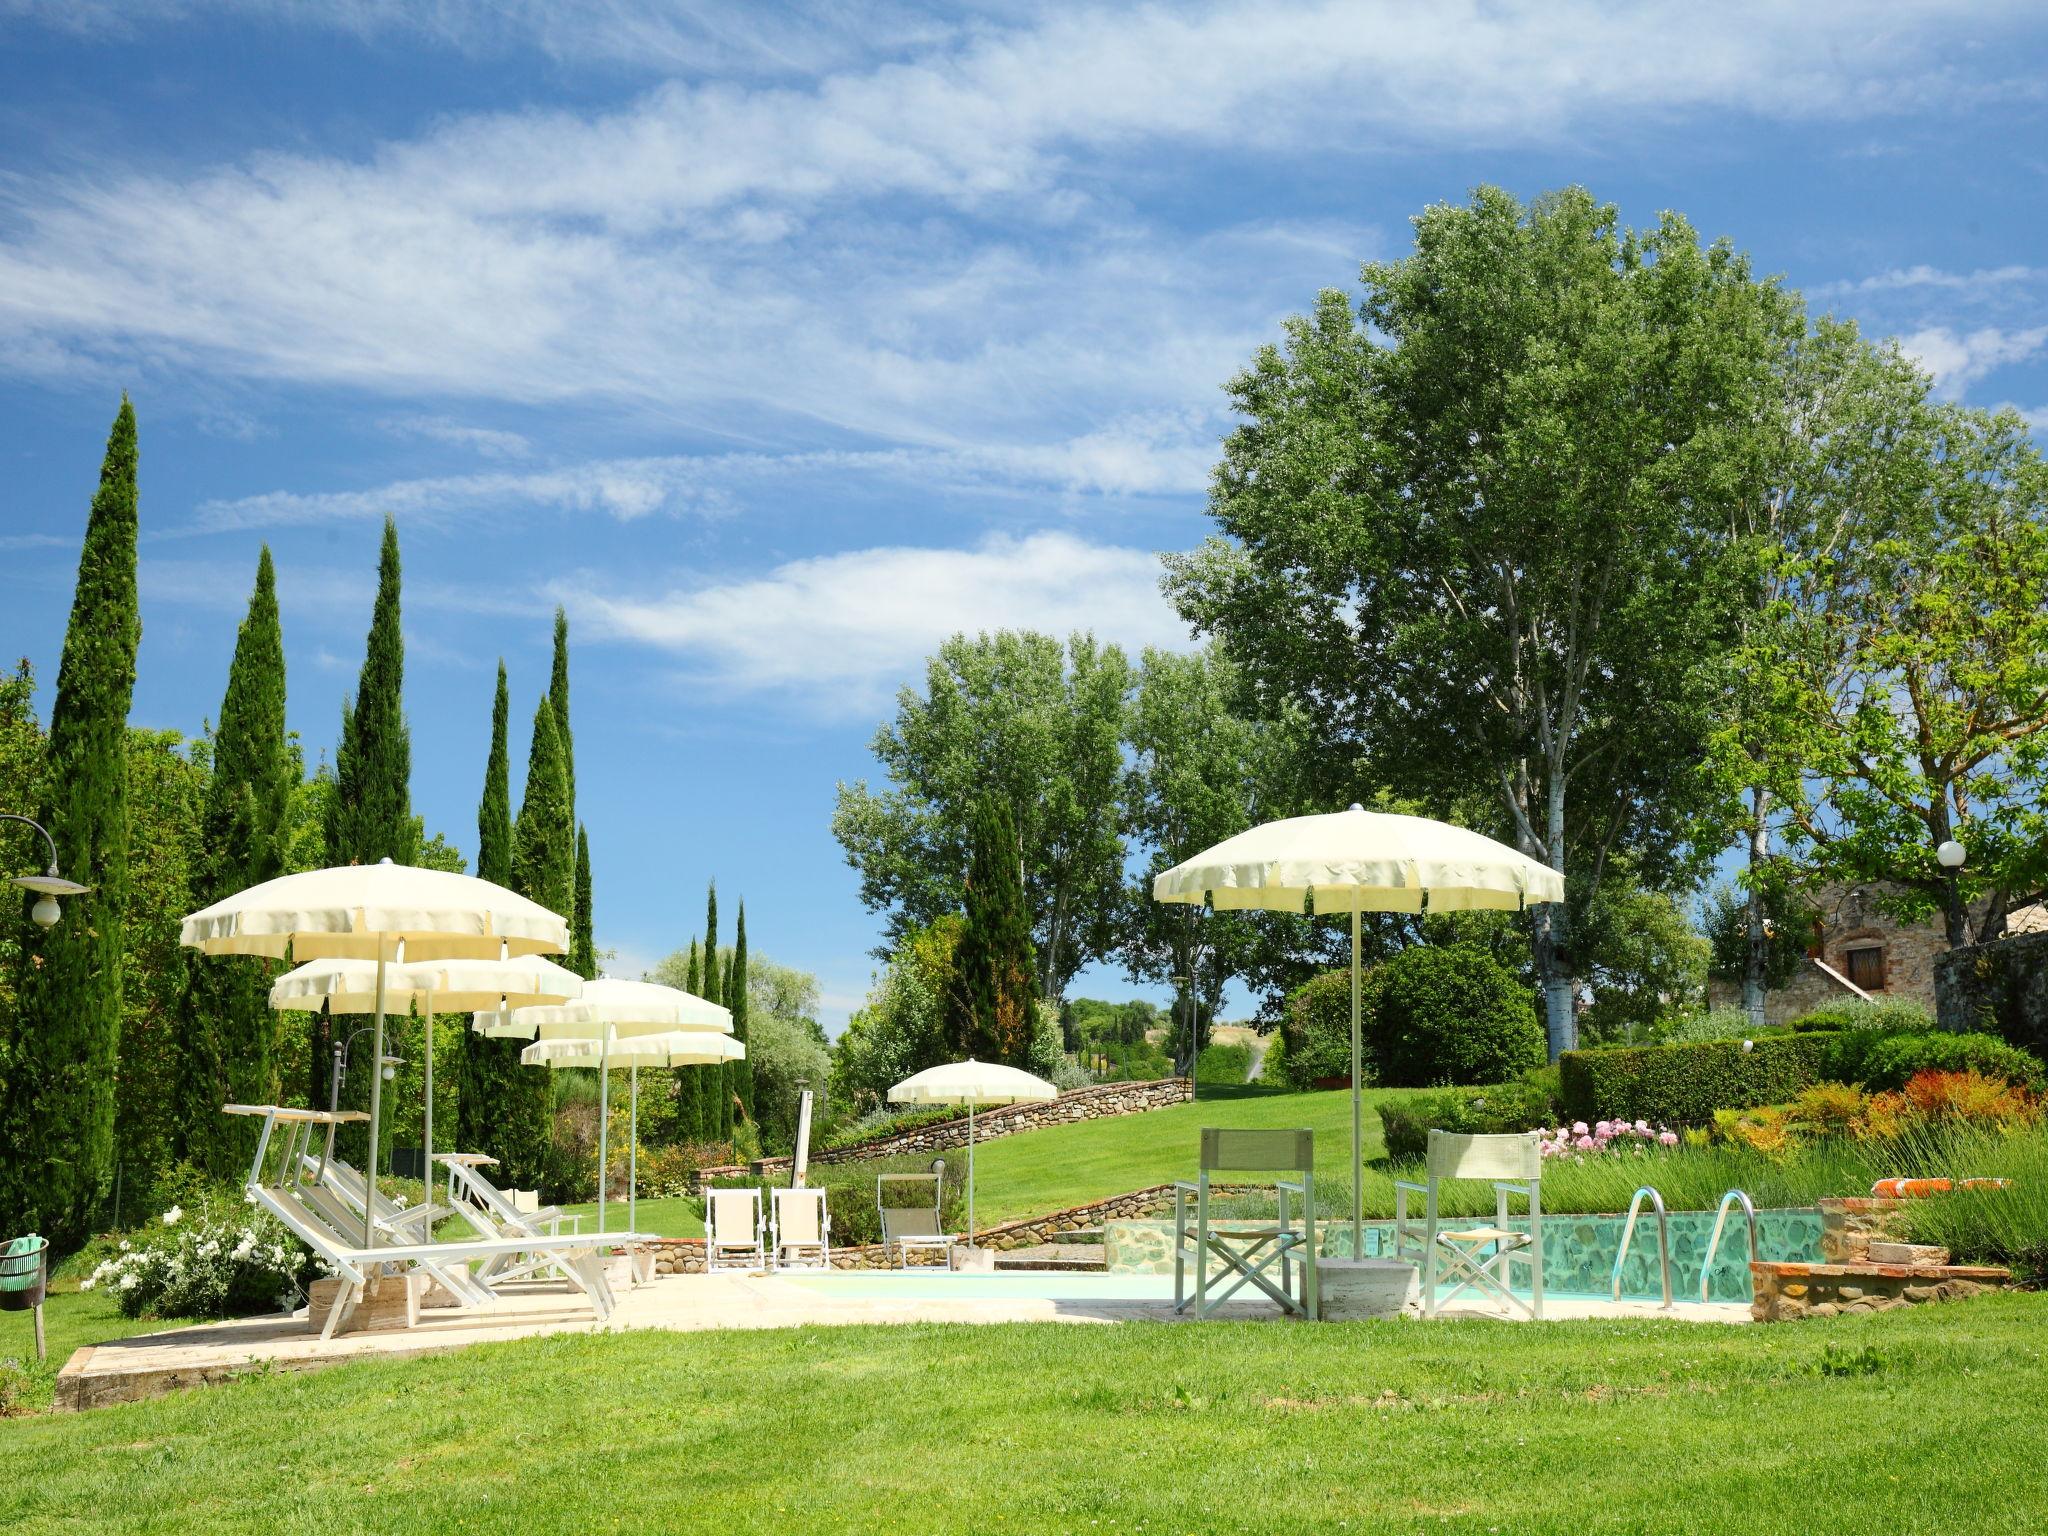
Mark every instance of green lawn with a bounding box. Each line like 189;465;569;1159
0;1286;199;1415
4;1292;2045;1532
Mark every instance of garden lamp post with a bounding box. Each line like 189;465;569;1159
1937;838;1968;948
1;811;92;928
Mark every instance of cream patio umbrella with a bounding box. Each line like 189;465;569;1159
269;954;585;1196
181;858;571;1248
518;1026;744;1233
1151;805;1565;1257
478;978;734;1234
888;1060;1056;1250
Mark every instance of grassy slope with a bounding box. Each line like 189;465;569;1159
3;1294;2045;1533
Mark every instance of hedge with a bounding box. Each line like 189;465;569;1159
1377;1081;1558;1162
1824;1030;2047;1094
1560;1034;1832;1127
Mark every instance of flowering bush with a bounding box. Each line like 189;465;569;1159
1538;1118;1679;1160
80;1197;310;1320
1715;1070;2039;1159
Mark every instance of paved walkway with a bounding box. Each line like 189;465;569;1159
56;1263;1750;1411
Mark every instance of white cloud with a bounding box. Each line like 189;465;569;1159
380;416;532;460
561;530;1190;715
1827;263;2047;295
1900;325;2048;397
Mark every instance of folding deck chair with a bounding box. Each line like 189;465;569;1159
1174;1127;1319;1320
876;1172;958;1269
770;1187;831;1271
704;1187;766;1272
1394;1130;1545;1319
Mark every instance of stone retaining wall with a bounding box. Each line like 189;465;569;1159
691;1078;1193;1188
1751;1258;2011;1320
1819;1196;1911;1263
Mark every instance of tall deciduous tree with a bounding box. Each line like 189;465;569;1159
833;630;1129;1000
1167;187;1791;1057
1757;398;2048;944
946;799;1037;1064
179;547;291;1176
327;516;413;866
0;397;142;1241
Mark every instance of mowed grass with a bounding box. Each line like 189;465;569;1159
3;1294;2045;1533
0;1286;199;1415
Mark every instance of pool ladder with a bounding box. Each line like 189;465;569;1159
1610;1186;1759;1310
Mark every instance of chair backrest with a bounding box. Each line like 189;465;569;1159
707;1187;761;1242
880;1206;945;1241
1200;1127;1313;1174
1425;1130;1542;1185
773;1188;826;1245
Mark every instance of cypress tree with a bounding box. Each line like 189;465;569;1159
326;516;412;865
947;798;1037;1065
179;546;290;1177
493;699;571;1182
0;397;142;1241
460;661;516;1158
674;938;703;1140
730;902;753;1120
695;883;720;1142
570;824;595;980
702;883;720;1005
717;949;737;1138
549;607;574;830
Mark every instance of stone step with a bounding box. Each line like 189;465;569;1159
993;1243;1107;1272
1047;1227;1104;1245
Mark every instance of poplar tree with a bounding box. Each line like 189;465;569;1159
946;798;1038;1065
460;661;516;1157
327;516;412;866
0;397;142;1241
730;902;754;1119
570;825;595;979
179;546;290;1177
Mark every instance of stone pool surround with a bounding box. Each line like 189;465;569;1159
1751;1259;2011;1320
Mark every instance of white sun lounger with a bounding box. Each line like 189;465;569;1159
435;1153;632;1298
770;1187;831;1271
227;1105;622;1333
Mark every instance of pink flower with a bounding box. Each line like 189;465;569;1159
1634;1119;1650;1132
1575;1134;1597;1150
1571;1121;1589;1137
1658;1130;1679;1146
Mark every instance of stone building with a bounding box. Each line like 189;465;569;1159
1707;882;1963;1025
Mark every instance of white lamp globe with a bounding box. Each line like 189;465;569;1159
1937;840;1967;869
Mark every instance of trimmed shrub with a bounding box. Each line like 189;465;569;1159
1377;1081;1558;1162
80;1193;310;1319
1195;1042;1251;1085
1259;1026;1288;1085
1823;1029;2046;1093
1786;999;1933;1035
1559;1034;1832;1127
1363;945;1546;1088
1280;969;1358;1089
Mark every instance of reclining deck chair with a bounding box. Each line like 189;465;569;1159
1174;1128;1318;1320
228;1104;619;1338
770;1187;831;1271
434;1154;594;1288
704;1187;766;1272
876;1172;958;1269
1394;1130;1545;1319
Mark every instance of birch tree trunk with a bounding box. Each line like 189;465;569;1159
1743;786;1771;1028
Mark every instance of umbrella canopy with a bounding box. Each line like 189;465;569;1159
473;976;732;1040
1151;804;1565;1259
181;858;570;961
270;954;586;1014
889;1060;1056;1249
1151;807;1564;914
519;1031;744;1068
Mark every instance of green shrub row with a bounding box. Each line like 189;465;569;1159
1376;1081;1559;1162
1785;999;1935;1035
1195;1042;1252;1085
1822;1030;2046;1093
1560;1034;1833;1127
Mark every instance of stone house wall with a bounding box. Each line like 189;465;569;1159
1706;881;1958;1026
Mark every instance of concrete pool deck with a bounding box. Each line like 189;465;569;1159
54;1262;1750;1411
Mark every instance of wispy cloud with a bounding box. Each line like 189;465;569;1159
560;530;1191;716
1823;263;2048;295
379;415;532;460
1900;325;2048;397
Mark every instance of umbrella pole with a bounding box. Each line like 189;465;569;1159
629;1063;639;1235
422;986;433;1203
1350;903;1362;1258
967;1101;976;1250
367;945;387;1252
598;1031;610;1235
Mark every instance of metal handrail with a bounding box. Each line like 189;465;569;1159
1611;1186;1673;1310
1699;1188;1759;1303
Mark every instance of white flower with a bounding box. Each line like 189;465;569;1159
161;1205;183;1227
119;1240;132;1252
119;1272;139;1290
79;1276;96;1291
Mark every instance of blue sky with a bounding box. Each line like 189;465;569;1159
2;2;2046;1030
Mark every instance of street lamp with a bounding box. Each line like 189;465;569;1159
1937;840;1967;870
329;1026;403;1115
1;812;92;928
